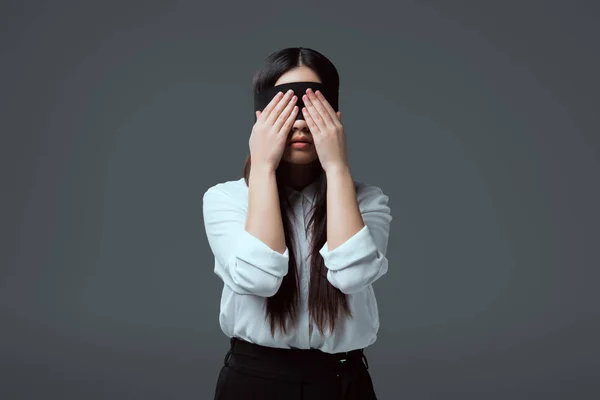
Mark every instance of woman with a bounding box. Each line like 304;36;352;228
202;47;392;400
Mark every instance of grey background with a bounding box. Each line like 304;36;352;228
1;0;599;399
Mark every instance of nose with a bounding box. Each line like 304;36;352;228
292;119;309;132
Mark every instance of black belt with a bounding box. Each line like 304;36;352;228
226;337;366;365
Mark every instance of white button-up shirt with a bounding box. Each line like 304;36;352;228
202;177;392;354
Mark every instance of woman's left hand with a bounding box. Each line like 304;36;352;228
302;88;348;173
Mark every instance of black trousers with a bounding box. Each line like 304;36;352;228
214;337;378;400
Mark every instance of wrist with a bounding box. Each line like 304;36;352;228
324;163;350;178
250;162;277;177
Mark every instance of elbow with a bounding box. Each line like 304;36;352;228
327;256;388;295
230;257;288;297
328;275;369;295
248;275;285;297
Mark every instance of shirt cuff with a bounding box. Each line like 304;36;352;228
318;225;377;271
235;229;290;277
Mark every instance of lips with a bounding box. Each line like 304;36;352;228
290;137;312;144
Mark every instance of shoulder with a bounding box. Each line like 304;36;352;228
353;180;391;213
203;177;248;206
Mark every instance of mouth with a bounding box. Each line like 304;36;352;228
289;136;313;144
289;141;313;149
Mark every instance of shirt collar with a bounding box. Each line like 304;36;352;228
283;178;320;205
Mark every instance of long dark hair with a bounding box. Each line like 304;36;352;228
243;47;352;336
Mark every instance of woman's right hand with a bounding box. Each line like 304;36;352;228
249;89;298;170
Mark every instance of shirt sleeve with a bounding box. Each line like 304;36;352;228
318;185;392;294
202;185;290;297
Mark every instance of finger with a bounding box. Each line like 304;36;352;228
336;111;341;121
266;90;295;125
280;105;299;135
273;95;297;132
303;93;328;130
302;107;321;135
257;91;284;122
304;89;334;126
315;90;340;123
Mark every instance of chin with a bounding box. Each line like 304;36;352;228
282;153;319;164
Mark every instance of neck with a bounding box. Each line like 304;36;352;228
277;160;322;191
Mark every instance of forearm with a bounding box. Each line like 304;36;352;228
246;164;286;254
318;167;392;294
325;165;365;250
